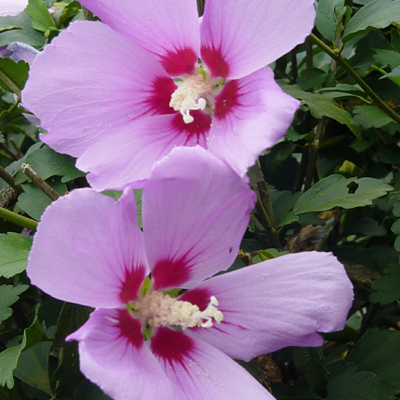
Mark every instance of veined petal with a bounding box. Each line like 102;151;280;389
27;188;148;308
181;252;353;361
6;42;39;65
0;0;27;16
79;0;200;76
143;146;256;290
208;67;299;177
68;309;174;400
77;113;210;191
201;0;315;79
22;21;173;158
150;327;274;400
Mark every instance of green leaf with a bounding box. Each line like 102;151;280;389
17;179;67;221
344;218;386;237
343;0;400;42
353;105;395;129
324;325;360;343
391;27;400;52
0;26;21;34
375;145;400;165
370;263;400;304
272;191;301;228
298;68;327;91
394;235;400;252
282;85;362;140
5;142;43;177
389;172;400;208
284;128;313;143
373;64;400;87
0;13;45;48
0;316;48;389
0;59;29;97
325;362;396;400
0;347;22;389
370;245;399;272
347;328;400;388
282;360;395;399
101;190;122;201
0;233;32;278
52;303;91;398
53;340;82;398
26;0;57;33
294;175;393;214
14;342;53;397
101;189;142;228
392;219;400;235
15;146;84;185
276;211;299;228
381;65;400;80
317;83;369;102
0;386;21;400
297;213;325;226
290;347;328;398
54;303;91;348
315;0;347;42
373;49;400;69
333;245;380;272
256;249;290;262
0;285;28;324
73;380;112;400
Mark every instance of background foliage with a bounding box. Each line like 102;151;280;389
0;0;400;398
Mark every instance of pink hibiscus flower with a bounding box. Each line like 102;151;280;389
28;147;353;400
22;0;315;190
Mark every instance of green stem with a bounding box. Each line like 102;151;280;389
21;163;60;201
251;162;281;248
0;207;37;230
291;47;298;83
304;118;325;191
0;71;21;99
305;37;313;69
254;194;273;232
310;33;400;125
250;214;266;232
257;181;277;230
252;186;281;249
0;165;23;194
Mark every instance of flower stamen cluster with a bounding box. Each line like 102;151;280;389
169;74;212;124
134;290;223;330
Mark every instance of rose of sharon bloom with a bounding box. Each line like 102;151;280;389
0;0;27;17
22;0;315;191
28;147;353;400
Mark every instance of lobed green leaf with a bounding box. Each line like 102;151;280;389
343;0;400;42
294;175;393;214
282;85;362;140
0;233;32;278
0;285;28;324
347;328;400;388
